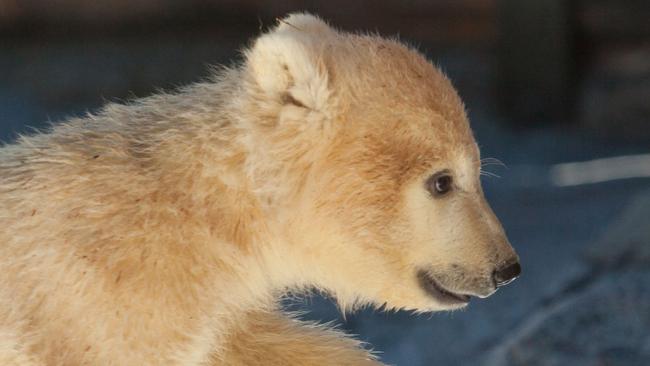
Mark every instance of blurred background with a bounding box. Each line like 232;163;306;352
1;1;649;365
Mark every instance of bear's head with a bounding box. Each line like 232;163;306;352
241;13;520;312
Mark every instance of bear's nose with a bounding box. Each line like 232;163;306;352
493;261;521;288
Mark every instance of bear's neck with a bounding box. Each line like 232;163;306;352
117;76;339;313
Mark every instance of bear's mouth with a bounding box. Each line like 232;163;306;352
417;270;471;305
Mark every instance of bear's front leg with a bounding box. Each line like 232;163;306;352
214;310;384;366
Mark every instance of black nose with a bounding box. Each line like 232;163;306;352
493;261;521;288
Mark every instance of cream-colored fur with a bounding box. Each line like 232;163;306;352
0;13;518;365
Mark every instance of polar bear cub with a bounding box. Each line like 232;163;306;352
0;13;520;365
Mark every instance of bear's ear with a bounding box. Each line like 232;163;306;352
245;13;334;111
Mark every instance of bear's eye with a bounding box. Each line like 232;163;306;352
426;172;453;197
